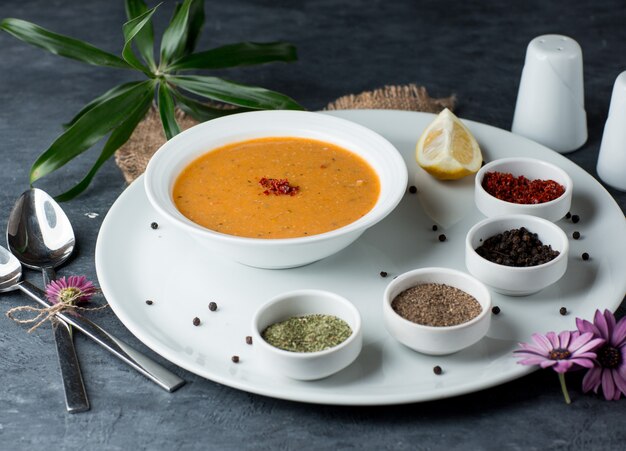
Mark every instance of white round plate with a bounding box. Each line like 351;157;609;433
95;110;626;405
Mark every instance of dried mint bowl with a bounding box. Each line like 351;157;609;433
475;157;573;222
382;267;492;355
251;289;363;381
465;214;569;296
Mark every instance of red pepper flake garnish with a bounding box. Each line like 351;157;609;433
482;171;565;204
259;177;300;196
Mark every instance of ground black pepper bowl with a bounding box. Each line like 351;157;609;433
383;268;492;355
475;157;573;222
465;214;569;296
251;289;363;380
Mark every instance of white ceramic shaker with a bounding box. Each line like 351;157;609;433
512;35;587;153
596;71;626;191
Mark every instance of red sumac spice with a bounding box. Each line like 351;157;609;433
482;171;564;204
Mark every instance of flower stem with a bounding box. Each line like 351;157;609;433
558;372;571;404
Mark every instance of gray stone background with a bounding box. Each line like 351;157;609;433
0;0;624;449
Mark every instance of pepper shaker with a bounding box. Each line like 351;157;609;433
511;35;587;153
596;71;626;191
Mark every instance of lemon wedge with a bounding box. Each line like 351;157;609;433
416;108;483;180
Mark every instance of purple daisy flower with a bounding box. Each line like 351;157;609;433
515;330;603;404
515;330;603;373
46;275;96;305
577;309;626;401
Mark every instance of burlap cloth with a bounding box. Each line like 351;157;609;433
115;84;456;183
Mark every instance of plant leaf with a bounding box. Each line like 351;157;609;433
63;81;145;129
184;0;205;56
0;18;129;68
122;4;160;76
168;75;304;110
173;90;249;122
55;91;153;202
160;0;193;66
169;42;297;71
30;80;155;183
158;83;181;140
125;0;156;70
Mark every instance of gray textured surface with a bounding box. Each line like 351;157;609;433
1;1;625;449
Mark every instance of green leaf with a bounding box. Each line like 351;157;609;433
0;18;129;68
169;42;297;71
160;0;193;66
122;4;160;76
30;80;155;183
168;75;304;110
55;90;153;202
125;0;156;70
158;83;181;140
63;81;145;129
173;90;249;122
184;0;205;56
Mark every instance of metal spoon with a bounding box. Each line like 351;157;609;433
0;244;185;392
7;188;88;413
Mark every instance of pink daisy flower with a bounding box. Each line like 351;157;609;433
515;330;603;373
46;276;96;305
515;330;603;404
576;309;626;401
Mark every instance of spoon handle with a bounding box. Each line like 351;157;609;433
52;318;90;413
43;267;90;413
17;281;185;392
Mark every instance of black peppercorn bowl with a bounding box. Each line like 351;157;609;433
465;214;569;296
475;157;573;222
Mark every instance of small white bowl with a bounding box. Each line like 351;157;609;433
251;289;363;380
383;268;492;355
475;157;573;222
144;110;408;269
465;214;569;296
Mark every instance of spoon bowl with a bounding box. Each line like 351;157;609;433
7;188;75;273
0;246;22;292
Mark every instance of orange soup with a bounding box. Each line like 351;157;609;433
173;137;380;238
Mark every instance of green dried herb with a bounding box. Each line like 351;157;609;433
262;314;352;353
1;0;303;201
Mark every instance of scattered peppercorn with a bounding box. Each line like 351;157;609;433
246;336;253;345
475;227;560;267
565;212;571;219
433;365;443;375
492;306;501;315
150;222;159;230
380;271;388;278
571;214;580;224
572;231;580;240
231;355;240;363
432;225;438;231
208;302;218;311
559;307;567;316
192;317;201;326
145;300;153;305
408;185;417;194
582;252;590;261
438;234;447;242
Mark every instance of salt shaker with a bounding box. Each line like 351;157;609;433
596;71;626;191
511;35;587;153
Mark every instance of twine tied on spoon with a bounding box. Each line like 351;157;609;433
6;276;107;333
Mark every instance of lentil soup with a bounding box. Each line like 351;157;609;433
173;137;381;238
